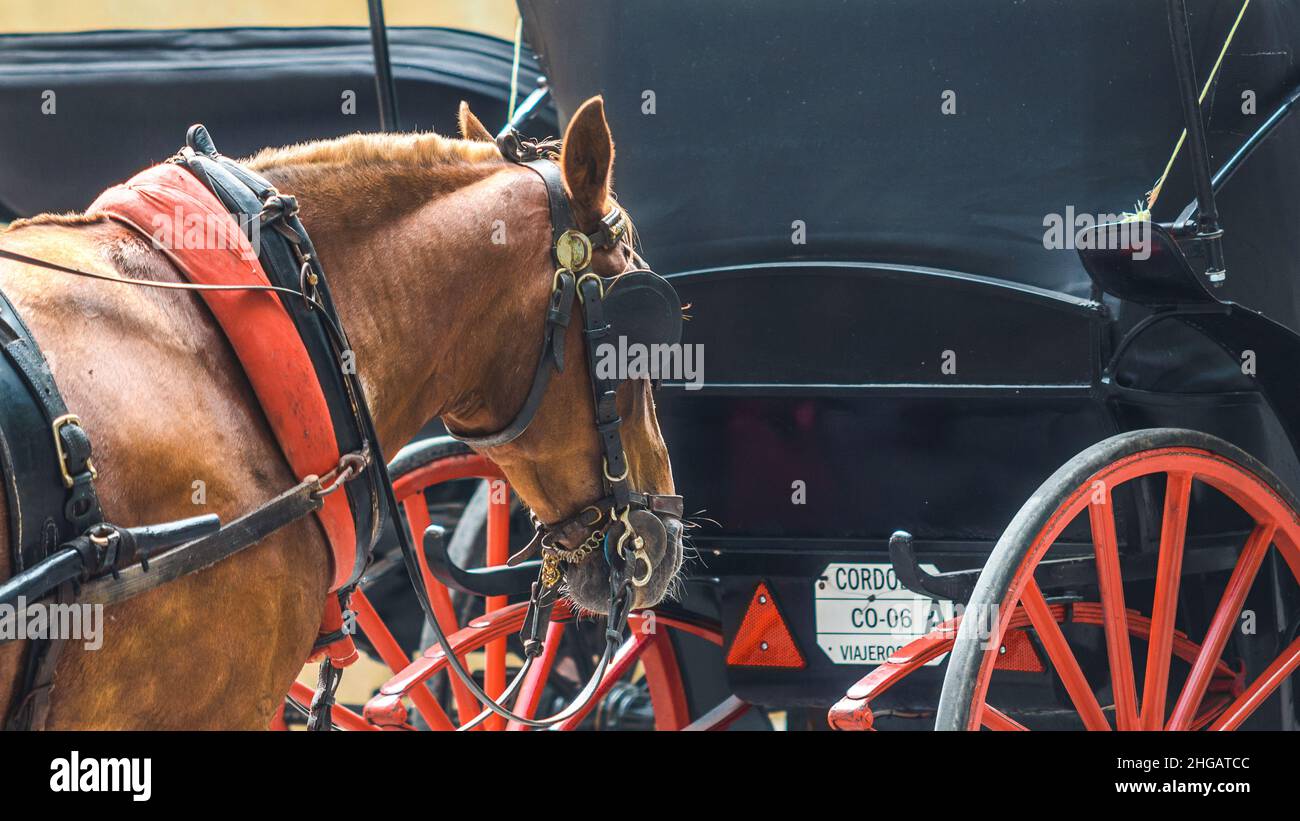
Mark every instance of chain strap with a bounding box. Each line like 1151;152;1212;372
540;525;605;587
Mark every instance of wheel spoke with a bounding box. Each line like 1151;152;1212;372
1089;490;1139;730
1208;633;1300;731
1141;472;1191;730
1020;581;1110;730
352;588;454;730
483;481;511;731
638;624;691;730
1167;522;1275;730
982;705;1028;731
403;494;478;726
684;695;750;731
506;620;567;731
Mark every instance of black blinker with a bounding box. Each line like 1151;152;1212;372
600;270;683;351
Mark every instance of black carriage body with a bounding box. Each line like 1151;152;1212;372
520;0;1300;710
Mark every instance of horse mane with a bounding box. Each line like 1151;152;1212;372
246;130;505;173
243;131;526;226
3;133;506;233
5;134;643;245
5;212;109;231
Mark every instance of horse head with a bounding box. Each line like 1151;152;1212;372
445;98;684;614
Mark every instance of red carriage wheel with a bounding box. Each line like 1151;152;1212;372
935;428;1300;731
360;600;743;730
290;436;745;731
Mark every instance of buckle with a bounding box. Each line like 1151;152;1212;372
51;414;97;489
602;456;629;483
575;271;605;303
596;208;627;248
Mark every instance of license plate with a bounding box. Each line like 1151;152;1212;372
813;562;955;666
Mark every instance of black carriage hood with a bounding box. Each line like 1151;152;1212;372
520;0;1300;324
0;26;554;219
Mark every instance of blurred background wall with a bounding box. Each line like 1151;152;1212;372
0;0;518;38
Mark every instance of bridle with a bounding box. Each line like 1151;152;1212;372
447;133;684;596
395;132;686;728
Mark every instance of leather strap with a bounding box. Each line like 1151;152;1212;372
522;159;571;257
577;277;631;509
0;514;220;612
78;475;326;606
0;289;102;558
446;159;578;448
6;580;72;731
448;271;576;448
447;142;679;583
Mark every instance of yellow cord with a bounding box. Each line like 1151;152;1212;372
1134;0;1251;220
508;16;523;122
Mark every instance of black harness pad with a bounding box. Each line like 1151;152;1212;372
600;270;683;351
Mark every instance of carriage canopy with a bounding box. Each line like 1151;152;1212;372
522;0;1300;326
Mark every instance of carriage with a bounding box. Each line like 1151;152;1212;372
2;0;1299;732
318;0;1300;731
509;0;1300;730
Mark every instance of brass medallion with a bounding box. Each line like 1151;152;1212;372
555;230;592;271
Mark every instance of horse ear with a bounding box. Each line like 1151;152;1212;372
560;96;614;221
458;101;495;142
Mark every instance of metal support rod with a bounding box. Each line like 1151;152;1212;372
1172;82;1300;231
1166;0;1226;284
498;78;551;140
366;0;400;132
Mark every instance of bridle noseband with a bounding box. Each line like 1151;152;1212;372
446;135;684;596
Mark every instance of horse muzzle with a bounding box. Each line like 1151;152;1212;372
561;505;684;614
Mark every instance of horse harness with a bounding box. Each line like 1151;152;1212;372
0;125;684;730
0;125;391;730
397;132;687;728
451;133;684;599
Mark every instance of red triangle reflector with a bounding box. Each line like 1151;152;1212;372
726;581;805;668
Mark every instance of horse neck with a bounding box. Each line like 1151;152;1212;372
253;154;553;453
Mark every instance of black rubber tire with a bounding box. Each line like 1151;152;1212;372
934;428;1300;731
387;435;474;477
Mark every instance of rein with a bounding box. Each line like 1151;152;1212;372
0;248;356;378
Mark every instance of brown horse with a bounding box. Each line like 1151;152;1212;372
0;97;683;729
